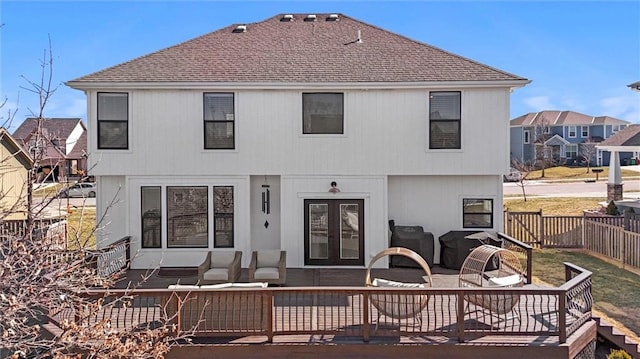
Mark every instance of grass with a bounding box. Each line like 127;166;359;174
504;197;605;215
526;166;638;181
66;207;97;250
532;248;640;341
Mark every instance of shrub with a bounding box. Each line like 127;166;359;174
606;201;619;216
607;349;632;359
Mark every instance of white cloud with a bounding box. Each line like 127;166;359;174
600;93;640;123
523;95;556;112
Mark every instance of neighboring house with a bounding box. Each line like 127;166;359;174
0;128;33;220
12;118;88;182
596;124;640;204
66;13;529;269
510;110;630;167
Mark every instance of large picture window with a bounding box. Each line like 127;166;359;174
429;91;461;149
214;186;234;248
167;186;208;248
462;198;493;228
141;186;161;248
204;93;235;149
97;92;128;149
302;93;344;134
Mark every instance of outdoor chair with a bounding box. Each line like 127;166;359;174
248;250;287;286
197;251;242;285
365;247;432;329
459;244;524;323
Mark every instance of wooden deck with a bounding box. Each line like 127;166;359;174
75;265;596;359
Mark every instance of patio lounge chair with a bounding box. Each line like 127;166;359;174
459;245;524;320
197;251;242;285
365;247;432;328
248;250;286;286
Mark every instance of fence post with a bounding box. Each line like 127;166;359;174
538;209;544;248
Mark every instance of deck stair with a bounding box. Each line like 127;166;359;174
592;313;640;358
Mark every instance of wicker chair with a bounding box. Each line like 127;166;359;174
248;250;286;286
458;245;524;320
197;251;242;285
365;247;432;327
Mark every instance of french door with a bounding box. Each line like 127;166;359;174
304;199;364;266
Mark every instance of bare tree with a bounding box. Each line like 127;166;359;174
579;141;598;174
510;158;536;202
1;39;187;359
531;115;553;178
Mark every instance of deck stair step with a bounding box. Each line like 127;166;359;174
592;314;640;358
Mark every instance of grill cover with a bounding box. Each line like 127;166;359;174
389;224;434;268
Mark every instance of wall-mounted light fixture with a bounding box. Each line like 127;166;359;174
328;181;340;193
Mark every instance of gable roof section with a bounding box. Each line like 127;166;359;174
511;110;629;127
0;128;33;169
598;124;640;147
13;118;84;141
544;134;570;146
67;13;528;87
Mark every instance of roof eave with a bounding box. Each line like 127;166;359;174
66;79;531;91
596;145;640;151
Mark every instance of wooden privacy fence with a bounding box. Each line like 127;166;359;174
504;210;640;271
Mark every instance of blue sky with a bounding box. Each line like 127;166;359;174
1;1;639;131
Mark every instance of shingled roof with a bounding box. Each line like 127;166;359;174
599;124;640;147
511;110;629;126
67;13;528;86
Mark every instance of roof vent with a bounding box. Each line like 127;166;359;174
280;14;294;22
232;25;247;33
326;14;339;21
304;14;317;22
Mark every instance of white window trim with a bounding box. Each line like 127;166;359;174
568;126;577;138
581;126;589;138
523;129;530;144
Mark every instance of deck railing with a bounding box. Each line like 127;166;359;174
498;232;533;284
52;263;592;345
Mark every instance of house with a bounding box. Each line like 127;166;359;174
597;124;640;204
12;118;88;183
510;110;631;167
66;13;530;270
0;128;33;220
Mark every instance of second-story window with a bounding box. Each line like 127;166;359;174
204;93;235;149
523;130;530;144
429;91;461;149
302;93;344;134
568;126;577;138
97;92;128;149
581;126;589;138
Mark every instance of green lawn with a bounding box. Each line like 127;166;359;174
504;197;605;215
532;249;640;341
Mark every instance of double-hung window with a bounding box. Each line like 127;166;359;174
462;198;493;228
97;92;128;149
523;130;530;144
429;91;461;149
566;144;578;158
568;126;577;138
581;126;589;138
204;93;235;149
302;93;344;134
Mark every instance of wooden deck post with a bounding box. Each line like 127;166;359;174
265;291;274;343
457;290;465;342
363;291;370;342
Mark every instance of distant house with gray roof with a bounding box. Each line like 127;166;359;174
510;110;631;167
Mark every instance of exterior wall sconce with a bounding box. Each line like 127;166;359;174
328;181;340;193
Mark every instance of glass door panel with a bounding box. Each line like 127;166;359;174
309;204;329;259
340;204;360;259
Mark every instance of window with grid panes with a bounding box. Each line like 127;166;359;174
429;92;461;149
